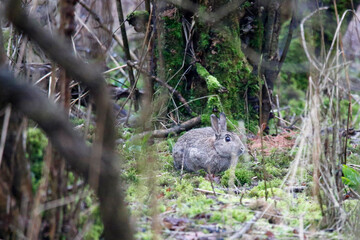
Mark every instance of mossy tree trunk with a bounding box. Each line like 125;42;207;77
154;0;293;132
195;0;259;130
156;0;259;131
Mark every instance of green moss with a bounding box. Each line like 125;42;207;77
122;167;139;183
221;167;254;187
127;10;150;33
166;138;175;153
81;206;104;240
156;3;261;129
27;128;48;162
206;96;222;113
253;151;293;180
196;63;223;92
196;25;259;132
199;32;210;49
249;18;263;51
200;113;212;126
265;164;285;178
231;209;248;222
210;211;226;222
175;180;195;198
179;195;215;218
248;179;284;197
135;232;154;240
27;128;48;191
249;187;285;198
161;14;185;81
278;194;322;227
127;10;149;20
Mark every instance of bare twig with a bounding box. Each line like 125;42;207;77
300;7;329;71
116;0;138;111
0;105;11;167
77;0;138;61
128;61;192;114
333;1;352;165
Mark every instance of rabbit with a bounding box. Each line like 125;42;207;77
173;113;245;174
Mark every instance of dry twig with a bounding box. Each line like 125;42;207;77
128;61;192;114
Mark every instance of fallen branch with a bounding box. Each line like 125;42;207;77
229;211;262;239
194;188;225;196
132;116;201;139
128;61;192;115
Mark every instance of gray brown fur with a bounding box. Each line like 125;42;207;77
173;113;245;173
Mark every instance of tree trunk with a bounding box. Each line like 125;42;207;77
156;0;259;131
152;0;295;132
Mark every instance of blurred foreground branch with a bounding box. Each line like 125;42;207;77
4;0;133;239
0;68;133;240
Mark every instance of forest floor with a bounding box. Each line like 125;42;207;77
27;118;360;239
119;128;359;240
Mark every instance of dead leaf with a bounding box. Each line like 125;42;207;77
265;230;276;240
249;130;297;155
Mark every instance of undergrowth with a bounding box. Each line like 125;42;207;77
118;132;331;239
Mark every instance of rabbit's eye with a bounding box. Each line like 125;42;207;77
225;135;231;142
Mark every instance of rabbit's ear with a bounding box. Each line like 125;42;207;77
219;112;227;131
211;114;220;137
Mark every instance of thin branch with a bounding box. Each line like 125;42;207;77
278;1;297;71
116;0;138;111
77;0;138;61
0;105;11;167
300;6;329;71
128;61;192;114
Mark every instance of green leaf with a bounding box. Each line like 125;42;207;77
342;165;360;193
